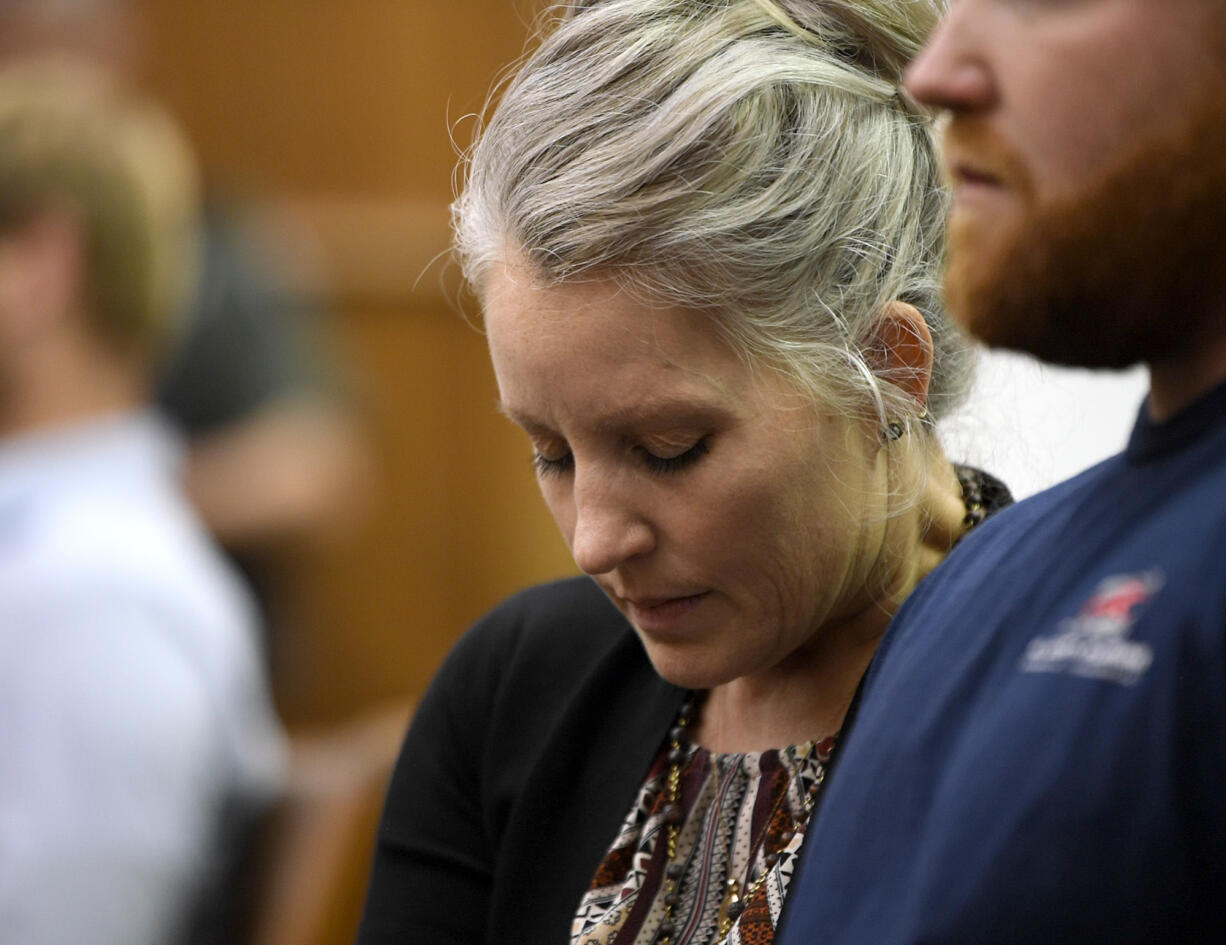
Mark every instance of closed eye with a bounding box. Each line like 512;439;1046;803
639;437;709;475
533;437;711;479
533;450;573;478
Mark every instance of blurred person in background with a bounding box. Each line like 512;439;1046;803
0;59;285;945
0;0;374;652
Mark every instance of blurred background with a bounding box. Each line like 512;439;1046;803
133;0;576;730
0;1;575;943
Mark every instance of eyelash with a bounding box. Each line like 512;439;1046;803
532;438;710;479
640;438;709;475
533;452;574;478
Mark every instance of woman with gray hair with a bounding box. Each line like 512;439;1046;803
358;1;1009;942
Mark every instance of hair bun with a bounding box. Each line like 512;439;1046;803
766;0;942;83
561;0;943;84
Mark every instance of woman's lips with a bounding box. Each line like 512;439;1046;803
627;591;710;633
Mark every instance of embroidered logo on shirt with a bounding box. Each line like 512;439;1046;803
1020;571;1162;685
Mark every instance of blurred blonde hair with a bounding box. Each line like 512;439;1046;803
454;0;970;429
0;56;200;355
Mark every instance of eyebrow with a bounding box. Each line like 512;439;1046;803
495;397;727;435
494;401;545;433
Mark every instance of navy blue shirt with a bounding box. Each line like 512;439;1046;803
780;380;1226;944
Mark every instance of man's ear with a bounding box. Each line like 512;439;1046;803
865;300;933;411
0;209;86;344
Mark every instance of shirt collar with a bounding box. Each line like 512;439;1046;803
1125;375;1226;464
0;410;183;515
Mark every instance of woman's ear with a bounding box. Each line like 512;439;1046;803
867;301;933;411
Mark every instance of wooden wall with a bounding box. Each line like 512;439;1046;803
136;0;577;727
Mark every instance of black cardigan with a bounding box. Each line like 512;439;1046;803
356;577;686;944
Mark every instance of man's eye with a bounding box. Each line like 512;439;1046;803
533;451;574;478
640;437;709;475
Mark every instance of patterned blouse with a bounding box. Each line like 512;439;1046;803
571;734;837;945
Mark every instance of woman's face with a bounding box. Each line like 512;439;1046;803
483;262;895;690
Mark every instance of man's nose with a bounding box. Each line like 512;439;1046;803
903;5;995;114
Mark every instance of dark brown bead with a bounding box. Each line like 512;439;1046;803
665;892;680;907
667;862;684;881
667;747;685;766
663;803;683;825
669;725;686;744
764;851;779;867
726;901;745;920
659;921;675;937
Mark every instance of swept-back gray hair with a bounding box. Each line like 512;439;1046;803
454;0;971;427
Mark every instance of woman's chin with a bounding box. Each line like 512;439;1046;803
639;642;741;692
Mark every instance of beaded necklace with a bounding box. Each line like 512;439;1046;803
655;696;836;945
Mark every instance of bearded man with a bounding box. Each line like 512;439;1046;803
778;1;1226;942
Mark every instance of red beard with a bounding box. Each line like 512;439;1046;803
943;85;1226;370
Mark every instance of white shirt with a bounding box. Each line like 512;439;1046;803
0;412;286;945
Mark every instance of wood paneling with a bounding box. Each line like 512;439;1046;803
136;0;577;726
138;0;542;194
269;299;575;725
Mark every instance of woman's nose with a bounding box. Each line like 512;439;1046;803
568;474;655;575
